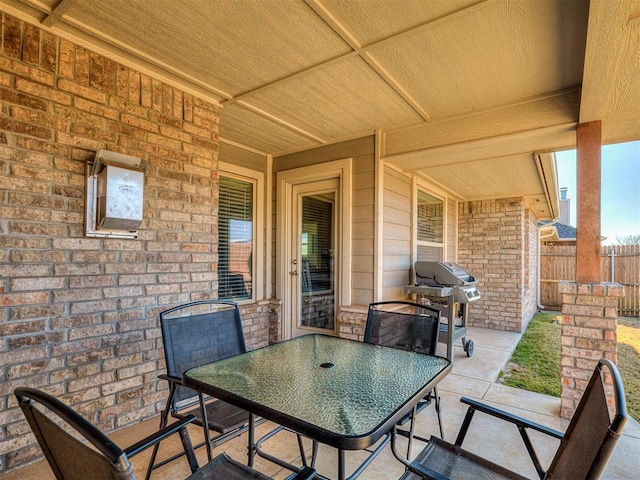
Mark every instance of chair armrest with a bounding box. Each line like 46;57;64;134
285;466;317;480
458;397;564;441
159;373;183;385
123;415;197;457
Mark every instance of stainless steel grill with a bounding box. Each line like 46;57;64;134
405;261;481;361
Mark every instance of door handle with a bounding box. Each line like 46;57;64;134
290;270;298;275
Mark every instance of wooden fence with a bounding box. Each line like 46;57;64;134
540;244;640;316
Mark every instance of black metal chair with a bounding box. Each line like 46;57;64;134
148;300;255;476
393;358;628;479
14;387;316;480
364;301;444;457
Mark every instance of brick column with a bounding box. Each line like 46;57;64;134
559;281;625;419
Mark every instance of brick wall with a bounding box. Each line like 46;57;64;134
458;197;534;332
0;14;269;472
338;308;367;340
559;281;623;418
523;208;538;323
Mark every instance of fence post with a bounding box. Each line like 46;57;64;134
610;246;615;282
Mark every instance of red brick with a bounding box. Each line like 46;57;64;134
88;52;103;89
74;46;90;84
21;23;40;65
100;57;116;94
115;63;128;97
121;112;158;132
0;117;52;139
15;78;71;104
3;14;22;59
128;70;141;104
40;31;57;73
55;131;103;150
73;97;119;119
140;73;152;108
58;39;74;78
10;105;68;130
162;83;173;116
58;78;106;103
183;92;194;121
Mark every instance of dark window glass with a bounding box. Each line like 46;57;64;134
218;176;253;300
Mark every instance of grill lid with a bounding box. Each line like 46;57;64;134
414;261;477;286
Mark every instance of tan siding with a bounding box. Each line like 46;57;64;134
353;221;374;240
352;255;374;272
382;165;411;300
384;238;411;254
220;142;267;172
274;136;375;172
383;205;411;226
352;238;374;256
273;136;376;308
353;204;373;222
446;197;457;261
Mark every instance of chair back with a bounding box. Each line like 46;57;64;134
160;300;246;406
546;358;627;479
364;301;440;355
15;387;135;480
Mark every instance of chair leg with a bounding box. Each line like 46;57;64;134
434;386;444;439
406;404;418;459
178;424;200;474
296;434;319;468
311;440;319;468
296;434;307;466
198;393;213;461
145;384;176;480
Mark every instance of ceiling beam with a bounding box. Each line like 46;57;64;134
384;122;576;172
42;0;76;28
305;0;431;120
384;89;580;158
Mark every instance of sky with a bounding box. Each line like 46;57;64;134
555;140;640;245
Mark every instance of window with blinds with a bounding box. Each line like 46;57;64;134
417;189;444;261
218;176;253;300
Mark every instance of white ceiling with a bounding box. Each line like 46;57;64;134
2;0;639;220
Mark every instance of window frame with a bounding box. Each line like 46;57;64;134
218;162;264;303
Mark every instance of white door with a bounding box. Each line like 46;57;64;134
290;179;339;337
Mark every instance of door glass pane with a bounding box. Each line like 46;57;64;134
300;195;335;330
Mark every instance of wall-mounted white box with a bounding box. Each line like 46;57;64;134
86;150;144;238
96;161;144;230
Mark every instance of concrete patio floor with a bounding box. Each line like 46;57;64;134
4;326;640;479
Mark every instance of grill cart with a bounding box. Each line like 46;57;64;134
405;261;480;361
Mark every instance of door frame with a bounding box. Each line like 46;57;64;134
276;158;352;340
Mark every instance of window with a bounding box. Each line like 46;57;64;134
218;175;254;301
416;189;444;261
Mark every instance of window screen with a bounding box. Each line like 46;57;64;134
417;190;443;243
218;176;253;300
417;190;444;261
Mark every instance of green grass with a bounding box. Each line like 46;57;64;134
498;312;562;397
499;312;640;420
617;317;640;420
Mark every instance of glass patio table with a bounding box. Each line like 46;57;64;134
183;333;451;480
